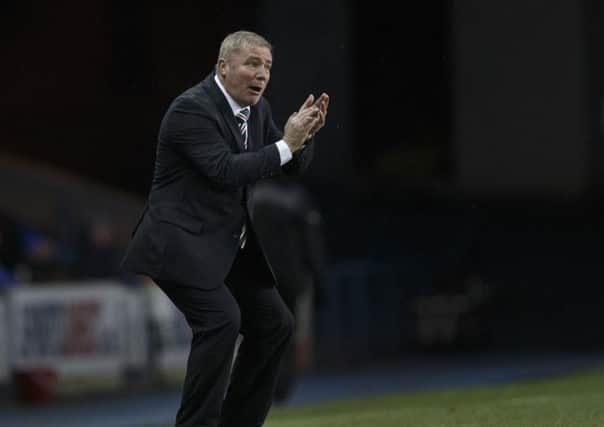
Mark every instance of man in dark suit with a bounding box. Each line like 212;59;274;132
122;30;329;427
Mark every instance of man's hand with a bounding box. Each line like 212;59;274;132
283;94;322;152
306;93;329;140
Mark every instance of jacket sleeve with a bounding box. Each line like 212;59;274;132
283;140;315;176
164;97;282;190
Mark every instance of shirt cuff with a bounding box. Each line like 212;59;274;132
275;140;293;166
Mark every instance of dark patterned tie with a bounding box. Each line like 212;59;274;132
236;107;250;249
235;107;250;150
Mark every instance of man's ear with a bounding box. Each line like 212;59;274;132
216;58;227;79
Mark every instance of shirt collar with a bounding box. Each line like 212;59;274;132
214;74;249;116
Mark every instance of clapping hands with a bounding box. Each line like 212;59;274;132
283;93;330;152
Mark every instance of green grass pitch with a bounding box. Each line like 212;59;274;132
263;367;604;427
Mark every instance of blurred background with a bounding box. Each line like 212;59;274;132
2;0;604;424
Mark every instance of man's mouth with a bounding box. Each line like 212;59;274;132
249;85;263;94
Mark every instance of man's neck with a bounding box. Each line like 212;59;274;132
214;74;245;114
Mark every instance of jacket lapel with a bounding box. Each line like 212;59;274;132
204;74;246;152
247;106;260;151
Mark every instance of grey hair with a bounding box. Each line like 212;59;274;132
217;30;272;64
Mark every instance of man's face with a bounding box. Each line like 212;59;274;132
218;44;272;106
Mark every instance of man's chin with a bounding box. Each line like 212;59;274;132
248;94;262;105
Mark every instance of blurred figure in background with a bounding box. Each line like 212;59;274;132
251;177;328;402
75;217;123;280
18;228;63;283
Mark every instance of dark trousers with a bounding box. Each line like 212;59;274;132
155;237;294;427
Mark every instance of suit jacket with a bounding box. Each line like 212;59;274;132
122;73;314;288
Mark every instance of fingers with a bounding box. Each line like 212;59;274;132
297;106;319;126
313;93;330;113
316;109;325;126
298;92;329;114
299;94;315;111
308;110;325;135
322;94;330;113
301;98;327;132
288;104;316;122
